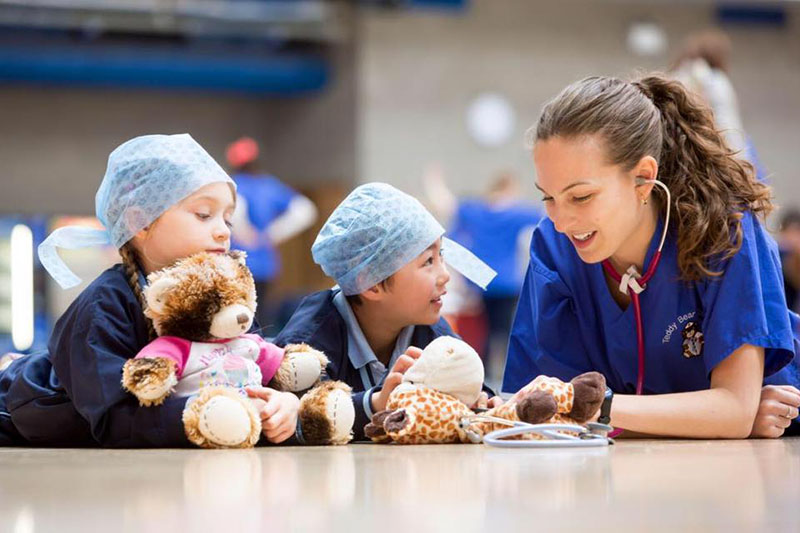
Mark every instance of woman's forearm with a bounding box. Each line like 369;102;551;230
610;343;764;439
611;388;757;439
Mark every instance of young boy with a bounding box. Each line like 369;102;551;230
274;183;497;441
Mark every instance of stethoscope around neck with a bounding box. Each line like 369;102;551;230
601;178;672;398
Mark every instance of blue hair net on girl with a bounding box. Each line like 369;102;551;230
38;133;234;289
312;182;496;295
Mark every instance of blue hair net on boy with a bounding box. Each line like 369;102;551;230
38;133;234;289
312;182;496;295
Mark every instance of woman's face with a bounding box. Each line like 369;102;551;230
533;134;655;266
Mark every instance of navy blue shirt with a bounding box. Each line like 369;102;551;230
275;289;470;441
0;264;190;447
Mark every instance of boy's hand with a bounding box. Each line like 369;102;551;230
371;346;423;412
246;387;300;443
468;392;505;410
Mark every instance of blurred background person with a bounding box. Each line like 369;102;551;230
424;165;541;386
671;28;767;179
226;136;318;334
778;208;800;313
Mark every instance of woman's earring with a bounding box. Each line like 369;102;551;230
641;197;648;206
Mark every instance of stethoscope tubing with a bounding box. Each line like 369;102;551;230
600;179;672;436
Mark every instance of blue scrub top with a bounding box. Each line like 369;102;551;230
449;199;542;297
503;212;800;397
231;173;297;281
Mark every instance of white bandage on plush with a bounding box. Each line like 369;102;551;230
402;336;484;406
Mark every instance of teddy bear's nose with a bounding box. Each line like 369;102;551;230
236;313;249;325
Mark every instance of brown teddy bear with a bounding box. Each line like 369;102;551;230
364;336;605;444
121;251;354;448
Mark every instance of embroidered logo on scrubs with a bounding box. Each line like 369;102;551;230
681;321;704;358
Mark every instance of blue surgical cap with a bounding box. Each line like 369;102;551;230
312;182;496;295
38;133;235;289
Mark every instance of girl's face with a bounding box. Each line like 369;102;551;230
533;135;656;267
132;182;236;274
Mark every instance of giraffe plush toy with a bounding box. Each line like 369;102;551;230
364;336;605;444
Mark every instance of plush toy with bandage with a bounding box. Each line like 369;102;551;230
364;336;605;444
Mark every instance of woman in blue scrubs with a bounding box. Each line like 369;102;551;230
503;74;800;438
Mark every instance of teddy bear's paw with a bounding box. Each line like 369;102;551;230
278;344;329;392
121;357;178;406
569;372;606;422
516;390;558;424
298;381;354;445
183;388;261;449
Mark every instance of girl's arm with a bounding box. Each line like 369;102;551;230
610;344;764;439
51;288;192;448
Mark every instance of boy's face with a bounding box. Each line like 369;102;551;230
372;238;451;326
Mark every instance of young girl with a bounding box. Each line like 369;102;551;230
503;74;800;439
0;133;298;447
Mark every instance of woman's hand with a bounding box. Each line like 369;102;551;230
750;385;800;438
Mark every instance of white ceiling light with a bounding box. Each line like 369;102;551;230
10;224;34;351
466;93;516;148
627;20;667;57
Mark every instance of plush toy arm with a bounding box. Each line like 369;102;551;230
122;357;178;407
182;387;261;449
121;337;193;406
273;343;329;392
378;388;470;444
135;336;192;377
466;388;562;440
365;410;394;443
568;372;606;422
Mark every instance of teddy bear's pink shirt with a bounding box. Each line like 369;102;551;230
134;334;284;396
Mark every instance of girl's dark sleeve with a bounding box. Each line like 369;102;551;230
51;286;191;448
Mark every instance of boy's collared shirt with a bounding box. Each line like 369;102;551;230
332;290;415;421
332;290;414;389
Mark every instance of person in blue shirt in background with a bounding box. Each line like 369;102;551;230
776;208;800;313
503;74;800;439
274;183;499;441
225;136;317;334
424;167;541;385
0;134;299;446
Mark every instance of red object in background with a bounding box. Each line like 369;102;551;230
226;136;259;169
444;311;489;360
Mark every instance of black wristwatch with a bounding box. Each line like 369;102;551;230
598;387;614;425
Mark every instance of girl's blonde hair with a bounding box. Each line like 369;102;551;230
119;243;157;341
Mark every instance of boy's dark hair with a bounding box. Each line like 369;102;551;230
345;276;394;307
